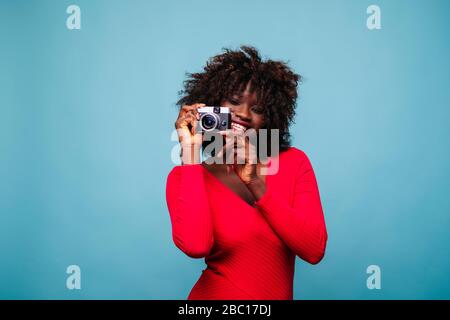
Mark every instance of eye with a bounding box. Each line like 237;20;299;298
251;105;264;114
229;98;240;106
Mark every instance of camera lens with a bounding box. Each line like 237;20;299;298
201;114;217;130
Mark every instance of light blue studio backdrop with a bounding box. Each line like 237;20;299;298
0;0;449;299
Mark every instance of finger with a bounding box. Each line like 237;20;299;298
232;133;247;164
184;110;196;118
217;136;234;163
185;109;199;121
182;112;196;127
249;138;258;164
187;114;198;136
176;113;197;137
219;128;233;137
185;103;206;112
180;103;206;117
181;103;205;110
190;104;204;120
242;134;256;164
216;136;227;161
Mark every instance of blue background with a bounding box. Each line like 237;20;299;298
1;0;449;299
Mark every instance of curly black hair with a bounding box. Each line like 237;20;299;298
177;45;301;157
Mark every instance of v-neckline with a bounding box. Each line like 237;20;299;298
201;164;269;211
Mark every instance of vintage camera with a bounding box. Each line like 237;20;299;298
196;106;231;133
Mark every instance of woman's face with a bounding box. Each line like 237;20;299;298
220;82;266;133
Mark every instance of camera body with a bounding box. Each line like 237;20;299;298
196;106;231;133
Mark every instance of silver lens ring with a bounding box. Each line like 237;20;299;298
200;113;219;132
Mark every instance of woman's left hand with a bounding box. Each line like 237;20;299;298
227;134;259;185
217;130;267;200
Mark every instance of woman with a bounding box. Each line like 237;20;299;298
166;46;328;300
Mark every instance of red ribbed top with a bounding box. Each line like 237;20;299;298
165;147;328;300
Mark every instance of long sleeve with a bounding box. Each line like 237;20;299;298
254;151;328;264
165;164;214;258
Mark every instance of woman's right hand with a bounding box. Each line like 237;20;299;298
175;103;205;164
